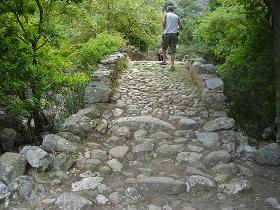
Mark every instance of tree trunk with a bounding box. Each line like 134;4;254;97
271;1;280;142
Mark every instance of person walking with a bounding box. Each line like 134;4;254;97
161;6;182;71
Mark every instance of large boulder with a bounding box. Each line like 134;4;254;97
203;150;231;167
52;153;76;171
0;128;17;151
24;147;51;171
9;176;46;203
60;114;97;138
84;80;112;104
0;152;26;184
42;134;77;153
205;78;224;90
255;143;280;166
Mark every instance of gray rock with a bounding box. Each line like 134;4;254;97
96;119;108;134
42;134;77;153
219;130;236;144
111;126;131;139
133;141;155;155
133;176;185;195
107;159;123;172
9;176;46;203
196;132;220;149
25;147;51;170
194;58;207;64
112;116;175;132
219;179;251;194
182;207;197;210
174;137;189;144
203;117;235;132
149;131;172;141
52;153;75;171
156;144;185;158
138;168;153;176
90;150;107;160
184;166;212;179
0;128;16;151
109;146;129;160
84;80;112;103
0;152;26;184
266;198;280;209
55;192;93;210
179;118;198;130
148;204;162;210
78;159;101;171
255;143;280;166
96;194;109;205
134;130;147;140
57;132;81;143
76;107;101;119
186;175;216;192
60;113;97;138
176;152;202;163
20;146;39;158
211;163;239;176
109;192;123;204
0;181;9;201
100;166;112;175
195;63;215;74
72;176;103;191
203;150;231;166
205;78;224;90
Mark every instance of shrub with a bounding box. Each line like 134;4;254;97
79;33;125;70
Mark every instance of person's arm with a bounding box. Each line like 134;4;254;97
162;14;166;29
178;17;182;30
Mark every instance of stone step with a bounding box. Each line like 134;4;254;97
112;116;175;132
130;176;186;195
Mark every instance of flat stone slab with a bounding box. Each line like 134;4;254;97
112;116;175;132
203;117;235;132
55;192;93;209
132;177;186;195
196;132;220;149
42;134;77;153
72;177;103;192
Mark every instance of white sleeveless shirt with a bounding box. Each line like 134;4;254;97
164;12;179;34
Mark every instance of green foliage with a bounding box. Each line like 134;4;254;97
0;0;89;139
194;0;274;139
79;33;125;70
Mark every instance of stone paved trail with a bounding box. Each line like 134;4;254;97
10;61;280;210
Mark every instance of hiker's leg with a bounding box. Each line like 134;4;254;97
170;54;175;68
162;49;167;63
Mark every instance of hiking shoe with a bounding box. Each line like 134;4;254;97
160;62;167;65
170;66;175;71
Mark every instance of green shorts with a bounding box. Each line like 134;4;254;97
161;33;178;55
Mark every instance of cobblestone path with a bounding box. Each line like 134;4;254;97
11;61;280;210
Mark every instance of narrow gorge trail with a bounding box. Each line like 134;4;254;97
10;60;280;210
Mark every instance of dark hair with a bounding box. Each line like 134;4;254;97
167;6;174;12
